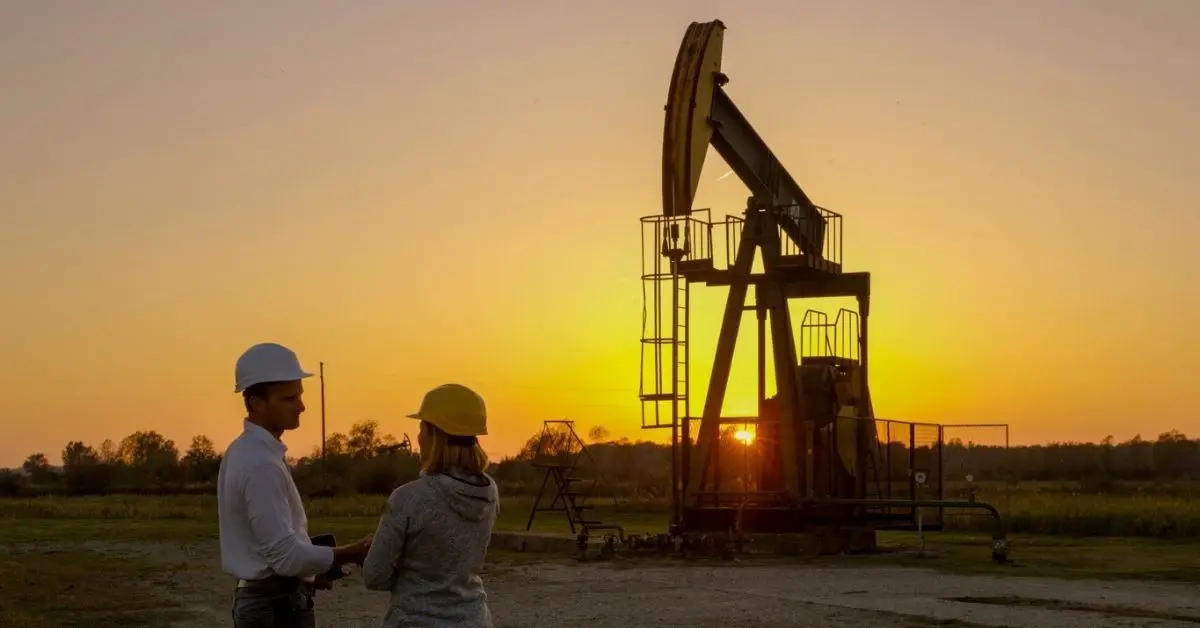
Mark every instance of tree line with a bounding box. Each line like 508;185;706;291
491;426;1200;498
1;420;421;498
3;421;1198;499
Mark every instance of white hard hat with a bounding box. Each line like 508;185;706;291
233;342;314;393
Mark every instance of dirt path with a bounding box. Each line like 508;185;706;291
69;541;1200;627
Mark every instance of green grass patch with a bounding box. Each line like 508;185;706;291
6;487;1200;539
870;530;1200;582
0;546;191;628
942;487;1200;538
0;494;664;541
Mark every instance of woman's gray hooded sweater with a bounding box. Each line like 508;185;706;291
361;470;499;627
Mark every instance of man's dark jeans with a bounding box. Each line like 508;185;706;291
231;577;316;628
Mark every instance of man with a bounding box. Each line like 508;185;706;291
218;342;372;627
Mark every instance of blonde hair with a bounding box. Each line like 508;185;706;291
421;423;489;476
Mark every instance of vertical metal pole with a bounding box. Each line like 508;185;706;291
937;426;945;500
1005;424;1011;514
671;259;682;528
742;434;750;492
320;361;327;487
908;423;916;501
655;222;664;428
886;423;893;500
917;508;925;556
756;288;766;412
857;293;870;501
756;288;766;489
937;425;945;525
681;260;692;512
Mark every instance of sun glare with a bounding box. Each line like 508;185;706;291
733;429;754;445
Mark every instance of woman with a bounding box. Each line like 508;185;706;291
362;383;500;627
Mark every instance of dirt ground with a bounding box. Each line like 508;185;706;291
21;540;1200;627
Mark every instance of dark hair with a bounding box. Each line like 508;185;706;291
447;435;478;447
242;381;280;414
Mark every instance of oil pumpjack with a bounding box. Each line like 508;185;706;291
639;20;1009;558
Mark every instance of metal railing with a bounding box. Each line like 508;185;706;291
724;214;745;269
940;423;1012;519
800;308;860;362
639;209;715;278
696;416;945;507
801;416;946;525
773;203;843;269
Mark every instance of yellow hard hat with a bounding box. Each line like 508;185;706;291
406;383;488;436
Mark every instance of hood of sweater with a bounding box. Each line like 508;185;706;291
424;471;497;522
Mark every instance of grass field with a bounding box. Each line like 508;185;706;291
3;491;1200;581
5;492;1200;627
0;545;196;628
5;482;1199;538
940;492;1200;538
0;494;665;543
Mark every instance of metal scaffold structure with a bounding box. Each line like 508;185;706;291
525;420;625;540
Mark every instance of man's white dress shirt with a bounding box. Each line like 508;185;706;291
218;420;334;580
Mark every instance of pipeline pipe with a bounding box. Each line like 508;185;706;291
806;498;1009;562
805;499;1003;533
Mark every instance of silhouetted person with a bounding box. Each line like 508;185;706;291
362;383;500;627
218;342;372;628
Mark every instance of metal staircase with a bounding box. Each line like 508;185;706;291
524;420;623;537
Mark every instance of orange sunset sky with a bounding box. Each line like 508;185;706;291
2;1;1197;468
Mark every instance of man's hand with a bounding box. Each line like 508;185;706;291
314;574;333;591
332;534;373;566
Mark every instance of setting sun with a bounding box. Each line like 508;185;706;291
733;429;755;445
